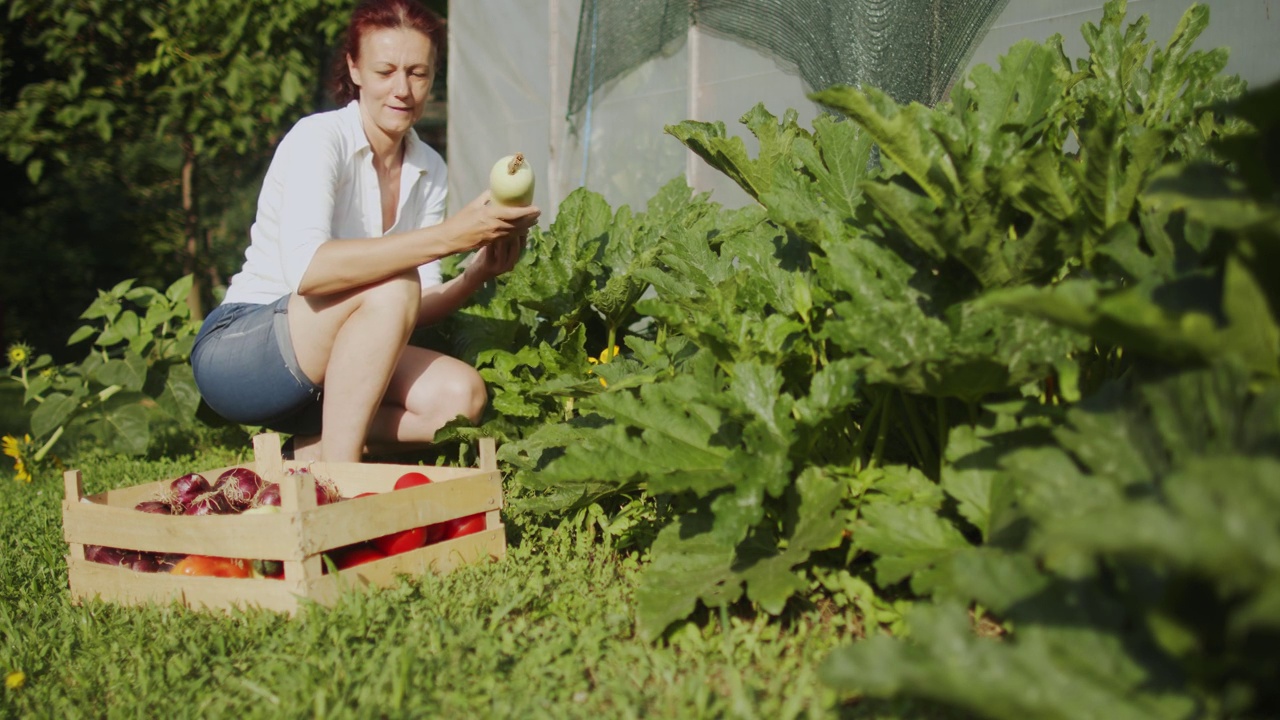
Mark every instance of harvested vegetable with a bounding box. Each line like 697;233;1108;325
170;555;252;578
168;473;210;508
134;500;175;515
371;472;433;555
214;467;264;511
489;153;535;207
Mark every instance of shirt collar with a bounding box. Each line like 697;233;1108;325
341;99;432;179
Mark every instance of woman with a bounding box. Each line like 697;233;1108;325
192;0;540;463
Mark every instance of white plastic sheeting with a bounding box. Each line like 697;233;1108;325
447;0;1280;219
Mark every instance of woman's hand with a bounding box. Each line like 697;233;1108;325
464;231;527;284
441;190;540;256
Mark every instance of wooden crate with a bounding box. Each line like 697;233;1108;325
61;433;506;614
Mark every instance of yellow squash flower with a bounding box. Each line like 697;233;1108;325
587;345;622;387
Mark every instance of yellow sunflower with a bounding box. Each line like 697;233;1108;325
6;342;33;369
3;434;33;483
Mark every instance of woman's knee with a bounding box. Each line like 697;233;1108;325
355;270;420;327
454;366;488;424
423;365;486;426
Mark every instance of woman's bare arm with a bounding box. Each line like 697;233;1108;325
297;192;539;297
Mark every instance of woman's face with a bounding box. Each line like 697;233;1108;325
347;26;435;140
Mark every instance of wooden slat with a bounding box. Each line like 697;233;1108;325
480;437;497;471
297;461;487;495
67;527;503;614
302;526;506;605
67;558;303;614
279;465;321;589
253;433;285;482
62;503;304;559
297;471;502;553
63;470;86;562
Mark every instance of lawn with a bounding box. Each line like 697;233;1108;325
0;447;963;719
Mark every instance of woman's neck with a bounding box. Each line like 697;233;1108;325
369;136;405;176
358;109;407;173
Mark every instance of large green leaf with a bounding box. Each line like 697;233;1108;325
154;363;201;420
30;393;78;439
505;188;612;330
855;494;971;590
82;400;151;457
821;601;1197;720
665;104;811;201
91;352;148;392
635;466;846;640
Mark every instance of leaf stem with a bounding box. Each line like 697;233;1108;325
850;389;885;471
33;426;63;462
937;396;949;465
900;391;936;478
871;391;893;470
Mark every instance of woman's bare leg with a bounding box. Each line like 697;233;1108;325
363;345;487;454
285;271;421;462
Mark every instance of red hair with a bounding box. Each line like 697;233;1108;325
329;0;446;105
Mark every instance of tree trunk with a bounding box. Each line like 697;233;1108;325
181;138;206;320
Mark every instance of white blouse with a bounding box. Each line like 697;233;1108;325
222;100;447;305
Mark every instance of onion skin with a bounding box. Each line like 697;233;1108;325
134;500;176;515
184;489;233;516
255;483;281;507
489;153;535;207
214;467;264;511
85;546;165;572
170;473;210;509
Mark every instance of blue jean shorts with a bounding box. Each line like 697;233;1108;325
191;295;323;435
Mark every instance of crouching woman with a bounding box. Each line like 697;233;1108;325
192;0;539;462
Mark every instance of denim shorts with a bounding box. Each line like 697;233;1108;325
191;295;323;435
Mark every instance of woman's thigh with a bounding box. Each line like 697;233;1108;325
384;345;486;423
285;271;421;385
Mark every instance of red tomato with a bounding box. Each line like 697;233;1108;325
332;543;388;570
394;471;433;490
372;526;427;555
170;555;252;578
440;513;486;540
370;471;435;555
425;522;449;544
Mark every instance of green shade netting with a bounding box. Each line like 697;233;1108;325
568;0;1012;116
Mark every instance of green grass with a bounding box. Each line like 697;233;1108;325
0;448;966;719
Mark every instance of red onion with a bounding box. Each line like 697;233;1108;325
134;500;175;515
169;473;210;508
127;553;163;573
315;475;342;505
214;467;264;511
254;483;281;507
185;489;233;516
84;546;167;573
85;545;130;566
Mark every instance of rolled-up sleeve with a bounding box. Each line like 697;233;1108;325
273;119;343;293
416;160;449;287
